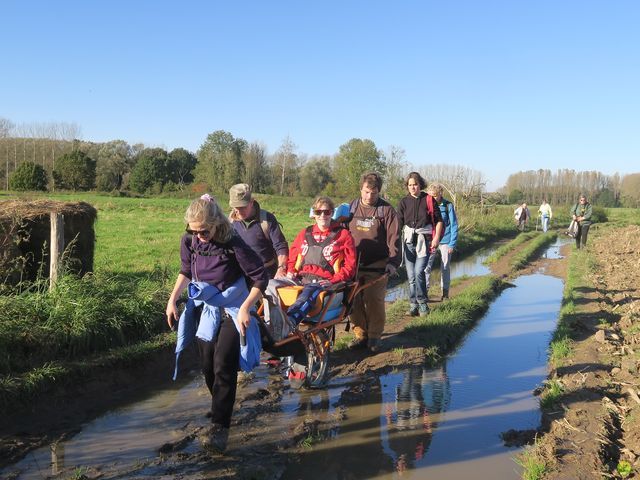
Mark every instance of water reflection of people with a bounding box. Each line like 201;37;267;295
286;365;450;479
383;364;451;475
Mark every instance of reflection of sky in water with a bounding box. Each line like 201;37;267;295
294;269;561;480
386;246;495;301
413;274;563;478
541;236;571;259
283;273;564;480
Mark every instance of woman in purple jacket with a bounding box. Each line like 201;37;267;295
166;194;268;453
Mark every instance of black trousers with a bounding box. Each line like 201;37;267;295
575;223;591;249
197;312;240;428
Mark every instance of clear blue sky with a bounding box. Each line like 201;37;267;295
2;1;639;190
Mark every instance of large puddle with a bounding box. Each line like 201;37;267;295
284;273;563;479
385;244;497;302
5;244;565;480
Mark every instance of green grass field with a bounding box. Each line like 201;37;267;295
15;192;317;274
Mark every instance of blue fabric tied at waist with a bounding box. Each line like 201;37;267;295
173;277;262;380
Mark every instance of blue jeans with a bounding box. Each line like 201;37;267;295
541;215;549;232
404;242;430;305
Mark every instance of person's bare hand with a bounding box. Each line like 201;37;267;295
166;300;178;330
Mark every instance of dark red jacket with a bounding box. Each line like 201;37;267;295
287;222;357;283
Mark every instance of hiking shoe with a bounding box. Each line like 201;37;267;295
406;304;419;316
288;362;307;390
264;356;282;368
367;338;381;353
200;423;229;453
442;289;449;300
418;304;430;316
348;336;368;350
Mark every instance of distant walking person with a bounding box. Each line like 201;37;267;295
538;199;553;233
425;182;458;301
397;173;443;316
571;194;593;249
514;203;530;231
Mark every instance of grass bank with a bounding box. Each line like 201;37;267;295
483;231;539;265
0;272;170;410
515;243;598;480
403;275;504;357
510;232;558;270
547;248;597;368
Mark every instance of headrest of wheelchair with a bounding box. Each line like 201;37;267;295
333;203;350;222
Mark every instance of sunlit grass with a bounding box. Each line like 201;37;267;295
404;275;503;357
510;232;558;270
333;334;354;352
484;231;538;265
539;379;564;409
515;440;549;480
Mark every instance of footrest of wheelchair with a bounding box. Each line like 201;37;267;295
300;307;343;324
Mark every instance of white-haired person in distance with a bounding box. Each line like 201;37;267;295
538;199;553;233
424;182;458;301
166;194;268;453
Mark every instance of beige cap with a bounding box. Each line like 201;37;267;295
229;183;252;208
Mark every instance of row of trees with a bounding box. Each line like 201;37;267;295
504;169;640;207
3;116;638;207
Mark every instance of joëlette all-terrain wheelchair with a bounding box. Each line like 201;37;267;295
254;273;386;389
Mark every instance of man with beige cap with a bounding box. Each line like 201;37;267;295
229;183;288;279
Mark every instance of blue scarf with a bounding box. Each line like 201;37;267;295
173;277;262;380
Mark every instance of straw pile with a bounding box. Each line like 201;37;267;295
0;199;97;284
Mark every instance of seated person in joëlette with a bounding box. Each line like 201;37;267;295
284;196;357;323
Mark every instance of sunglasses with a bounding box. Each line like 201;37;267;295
186;228;211;236
314;209;334;217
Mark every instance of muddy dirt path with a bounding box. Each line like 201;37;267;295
531;225;640;479
2;234;573;479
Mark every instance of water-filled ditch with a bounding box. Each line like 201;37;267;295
5;241;566;479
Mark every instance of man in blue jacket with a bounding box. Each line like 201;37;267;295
229;183;289;279
425;183;459;300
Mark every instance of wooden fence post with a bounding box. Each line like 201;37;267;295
49;212;64;290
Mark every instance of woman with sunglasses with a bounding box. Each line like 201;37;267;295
282;196;357;387
165;194;268;453
285;196;357;287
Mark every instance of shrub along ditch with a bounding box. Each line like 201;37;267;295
0;271;168;409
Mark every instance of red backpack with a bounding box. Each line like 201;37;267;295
426;194;444;241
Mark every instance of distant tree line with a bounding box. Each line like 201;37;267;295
503;169;640;207
2;116;638;208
